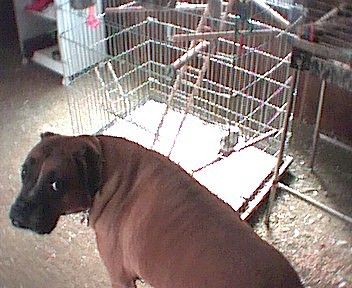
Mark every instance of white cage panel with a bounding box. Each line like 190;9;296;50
57;0;107;83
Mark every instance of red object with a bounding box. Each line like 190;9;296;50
309;23;315;42
25;0;53;12
87;5;99;29
238;34;246;56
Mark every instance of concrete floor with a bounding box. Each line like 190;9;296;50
0;11;351;287
0;22;111;286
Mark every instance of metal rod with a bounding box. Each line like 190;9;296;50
240;156;294;220
319;133;352;153
310;79;326;169
264;67;300;226
277;182;352;225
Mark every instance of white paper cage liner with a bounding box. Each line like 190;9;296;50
104;100;277;211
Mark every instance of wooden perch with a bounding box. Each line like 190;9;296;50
251;0;290;29
314;2;348;26
166;0;225;71
291;36;352;64
172;29;276;42
153;0;224;146
105;2;207;13
170;41;209;71
297;2;352;49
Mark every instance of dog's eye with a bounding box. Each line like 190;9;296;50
21;168;27;180
51;181;59;192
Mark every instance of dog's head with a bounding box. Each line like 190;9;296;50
9;132;102;234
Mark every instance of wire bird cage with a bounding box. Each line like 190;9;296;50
61;0;299;219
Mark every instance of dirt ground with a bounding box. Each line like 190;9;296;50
251;124;352;288
0;44;351;287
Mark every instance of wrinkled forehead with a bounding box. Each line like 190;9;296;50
23;139;72;172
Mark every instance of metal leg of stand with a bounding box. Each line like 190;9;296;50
264;68;301;226
278;182;352;225
309;79;326;169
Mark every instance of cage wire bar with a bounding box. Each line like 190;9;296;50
61;0;299;219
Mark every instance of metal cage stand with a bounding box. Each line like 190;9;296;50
265;63;300;226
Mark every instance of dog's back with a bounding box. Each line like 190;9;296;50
91;136;303;288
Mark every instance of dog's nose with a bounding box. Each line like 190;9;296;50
9;203;28;229
10;212;30;230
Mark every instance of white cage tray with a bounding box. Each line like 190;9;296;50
104;100;278;212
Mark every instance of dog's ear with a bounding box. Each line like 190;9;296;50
73;138;103;201
40;132;58;139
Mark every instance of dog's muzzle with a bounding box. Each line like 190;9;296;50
9;200;53;235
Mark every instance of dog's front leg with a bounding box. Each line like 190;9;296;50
95;236;136;288
111;277;137;288
108;267;139;288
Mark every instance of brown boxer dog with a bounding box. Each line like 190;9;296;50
9;132;303;288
